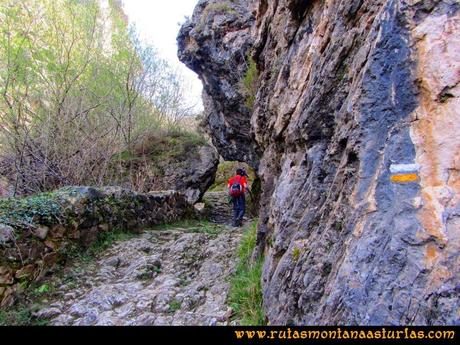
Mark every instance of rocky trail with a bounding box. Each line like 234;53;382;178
32;193;247;326
203;191;233;224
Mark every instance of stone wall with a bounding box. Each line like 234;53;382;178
0;186;192;307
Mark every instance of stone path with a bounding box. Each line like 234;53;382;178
36;224;243;325
203;191;234;224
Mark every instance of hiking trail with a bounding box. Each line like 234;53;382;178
34;192;247;325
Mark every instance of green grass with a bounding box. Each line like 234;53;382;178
239;55;259;109
35;283;51;294
168;299;182;313
108;128;208;190
228;219;265;325
86;228;136;259
0;226;137;325
64;227;136;263
151;219;225;237
292;246;301;261
0;294;49;326
0;305;48;326
132;128;207;160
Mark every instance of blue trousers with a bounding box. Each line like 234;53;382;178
232;194;245;226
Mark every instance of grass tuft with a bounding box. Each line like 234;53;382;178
239;55;259;110
228;219;265;325
168;299;182;313
151;219;226;237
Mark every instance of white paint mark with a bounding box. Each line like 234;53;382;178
390;163;420;174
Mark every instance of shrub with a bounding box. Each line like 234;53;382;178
0;305;48;326
239;55;259;109
0;0;199;196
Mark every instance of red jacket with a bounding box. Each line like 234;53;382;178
228;175;248;193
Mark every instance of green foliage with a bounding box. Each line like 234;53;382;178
239;55;259;109
0;0;199;195
35;283;51;294
292;246;301;261
206;2;236;13
0;278;58;325
168;299;182;313
0;191;62;229
0;305;48;326
188;222;225;237
228;220;265;325
86;228;136;257
108;129;208;192
63;227;135;264
167;127;207;147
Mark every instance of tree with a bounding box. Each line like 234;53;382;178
0;0;199;195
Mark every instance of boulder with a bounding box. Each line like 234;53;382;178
158;145;219;204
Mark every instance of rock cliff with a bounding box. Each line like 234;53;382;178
109;132;219;205
178;0;460;325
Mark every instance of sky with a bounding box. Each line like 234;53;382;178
121;0;203;111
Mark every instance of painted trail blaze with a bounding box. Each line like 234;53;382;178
390;163;420;183
390;173;419;183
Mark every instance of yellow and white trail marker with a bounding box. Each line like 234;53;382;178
390;163;420;183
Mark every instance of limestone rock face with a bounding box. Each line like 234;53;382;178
117;137;219;205
177;0;261;166
178;0;460;325
165;145;220;204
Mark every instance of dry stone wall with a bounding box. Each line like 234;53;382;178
0;186;192;307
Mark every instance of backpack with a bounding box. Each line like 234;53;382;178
229;175;243;197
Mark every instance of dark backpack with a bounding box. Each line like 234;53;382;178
229;176;243;197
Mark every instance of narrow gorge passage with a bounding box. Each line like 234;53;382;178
34;192;248;326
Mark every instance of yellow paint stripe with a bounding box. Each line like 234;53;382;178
390;173;419;183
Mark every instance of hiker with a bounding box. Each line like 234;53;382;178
228;168;248;227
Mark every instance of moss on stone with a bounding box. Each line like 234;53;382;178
292;247;301;262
